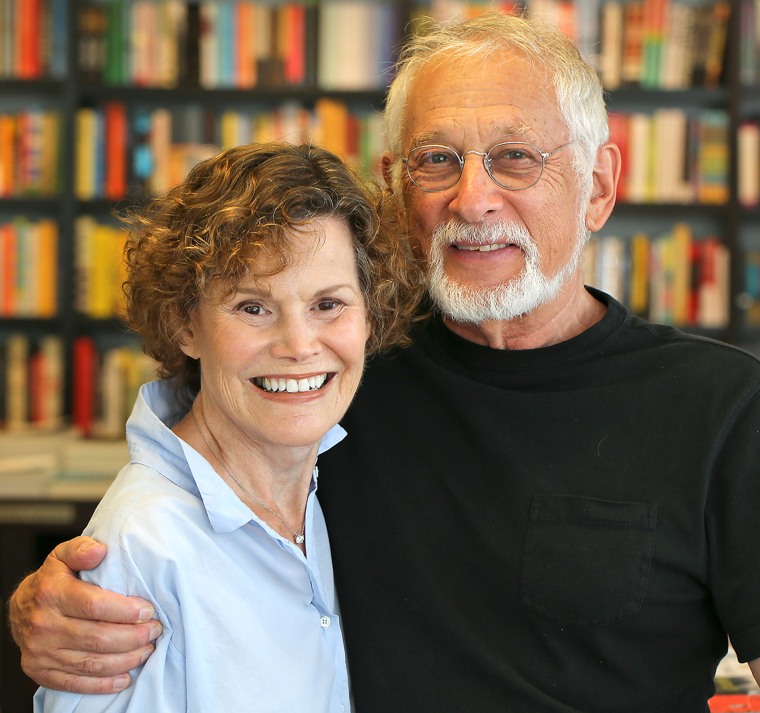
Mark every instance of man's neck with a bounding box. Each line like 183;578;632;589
442;278;607;350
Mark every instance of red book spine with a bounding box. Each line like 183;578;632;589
72;336;97;437
104;102;127;200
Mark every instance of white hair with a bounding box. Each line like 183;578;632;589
384;12;609;200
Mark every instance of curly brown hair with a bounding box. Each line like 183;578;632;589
122;142;423;394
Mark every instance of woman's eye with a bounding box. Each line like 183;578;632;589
316;299;341;312
241;303;266;316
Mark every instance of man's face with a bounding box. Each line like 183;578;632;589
400;50;588;322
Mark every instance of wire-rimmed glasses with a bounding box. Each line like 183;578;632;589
402;141;573;193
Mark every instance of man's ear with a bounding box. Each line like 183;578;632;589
585;142;621;233
381;152;394;190
381;152;410;230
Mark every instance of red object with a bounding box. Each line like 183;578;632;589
72;336;97;437
709;694;760;712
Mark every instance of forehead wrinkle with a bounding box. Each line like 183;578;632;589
410;120;540;152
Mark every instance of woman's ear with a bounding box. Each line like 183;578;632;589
585;142;621;233
177;321;200;360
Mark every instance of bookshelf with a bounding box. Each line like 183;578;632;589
0;0;759;434
0;0;408;440
0;2;758;709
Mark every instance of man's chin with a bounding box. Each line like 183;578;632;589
430;274;564;323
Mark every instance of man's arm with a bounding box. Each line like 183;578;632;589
8;536;161;694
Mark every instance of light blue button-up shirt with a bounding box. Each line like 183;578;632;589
35;380;352;713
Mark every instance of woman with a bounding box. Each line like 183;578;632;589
35;143;421;712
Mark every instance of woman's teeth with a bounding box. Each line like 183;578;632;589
255;374;328;393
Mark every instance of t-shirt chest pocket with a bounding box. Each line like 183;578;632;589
520;494;657;627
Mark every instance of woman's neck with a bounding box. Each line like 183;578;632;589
173;399;317;552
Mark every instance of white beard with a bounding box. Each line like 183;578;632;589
426;219;586;323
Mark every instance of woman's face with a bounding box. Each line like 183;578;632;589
180;216;370;451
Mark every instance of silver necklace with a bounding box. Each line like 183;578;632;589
191;409;306;545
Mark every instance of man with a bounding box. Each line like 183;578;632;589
10;13;760;712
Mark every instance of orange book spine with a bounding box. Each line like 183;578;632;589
0;224;15;315
284;4;305;85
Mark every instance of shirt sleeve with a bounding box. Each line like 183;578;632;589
33;483;188;713
707;390;760;662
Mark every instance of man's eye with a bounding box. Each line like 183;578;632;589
421;151;454;165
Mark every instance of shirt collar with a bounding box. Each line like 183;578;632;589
128;379;347;534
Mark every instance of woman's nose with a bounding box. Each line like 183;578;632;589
270;315;320;360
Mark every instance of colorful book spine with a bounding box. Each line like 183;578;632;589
73;1;397;90
73;101;387;199
0;0;65;79
0;110;61;197
606;109;728;205
586;226;730;328
0;217;58;317
598;0;729;88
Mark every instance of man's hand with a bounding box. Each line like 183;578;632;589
8;536;161;694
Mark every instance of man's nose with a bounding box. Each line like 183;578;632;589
447;152;505;224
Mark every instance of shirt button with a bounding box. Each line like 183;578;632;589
320;615;331;628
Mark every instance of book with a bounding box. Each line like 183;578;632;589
72;336;97;437
104;102;128;200
670;222;693;325
621;0;645;84
660;2;694;89
4;333;29;430
77;1;106;83
695;110;729;205
0;221;15;315
180;0;201;87
104;0;126;85
36;336;64;430
704;1;730;88
625;112;650;202
75;108;98;200
315;98;349;161
738;120;760;207
696;237;730;328
199;1;218;88
318;2;396;90
235;1;257;88
0;454;57;497
640;0;668;87
600;1;624;89
628;232;650;316
0;113;13;195
35;218;58;317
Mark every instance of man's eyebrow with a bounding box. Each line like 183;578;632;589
409;132;441;148
496;123;534;140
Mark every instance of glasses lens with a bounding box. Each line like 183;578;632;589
406;146;461;191
487;143;544;190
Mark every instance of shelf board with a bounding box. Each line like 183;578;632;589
76;83;389;107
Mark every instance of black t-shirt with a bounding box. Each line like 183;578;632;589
318;289;760;713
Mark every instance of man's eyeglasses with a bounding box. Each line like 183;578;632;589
401;141;573;193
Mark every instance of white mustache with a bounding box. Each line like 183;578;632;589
431;220;538;257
